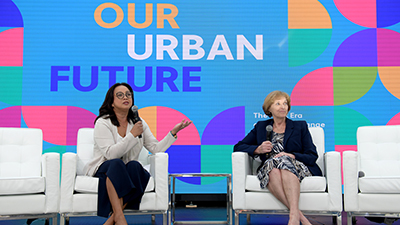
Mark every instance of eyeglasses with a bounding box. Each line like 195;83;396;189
115;91;132;99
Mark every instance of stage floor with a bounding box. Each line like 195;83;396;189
0;207;399;225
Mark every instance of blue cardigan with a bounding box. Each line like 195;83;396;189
233;118;322;176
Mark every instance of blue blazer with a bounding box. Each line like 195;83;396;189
233;118;322;176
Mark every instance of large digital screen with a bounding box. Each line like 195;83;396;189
1;0;400;193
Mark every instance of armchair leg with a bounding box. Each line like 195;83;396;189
336;213;342;225
51;217;57;225
60;216;65;225
163;212;167;225
234;210;240;225
60;215;70;225
347;213;353;225
331;212;343;225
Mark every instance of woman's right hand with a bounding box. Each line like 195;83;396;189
130;121;143;138
255;141;272;154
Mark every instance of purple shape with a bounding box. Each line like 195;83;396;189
0;106;21;127
333;29;377;67
201;106;245;145
167;145;201;184
377;28;400;66
0;0;23;27
377;0;400;28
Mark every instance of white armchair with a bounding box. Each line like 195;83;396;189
232;127;342;225
343;125;400;225
60;128;169;225
0;127;60;225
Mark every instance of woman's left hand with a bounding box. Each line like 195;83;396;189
171;119;192;136
274;152;295;159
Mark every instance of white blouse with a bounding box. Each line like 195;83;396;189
84;117;176;176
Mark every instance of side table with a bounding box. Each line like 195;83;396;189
168;173;232;225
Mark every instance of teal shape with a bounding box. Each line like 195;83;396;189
289;29;332;67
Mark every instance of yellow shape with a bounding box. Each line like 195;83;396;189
289;0;332;29
139;106;157;138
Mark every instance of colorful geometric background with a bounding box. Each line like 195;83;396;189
1;0;399;193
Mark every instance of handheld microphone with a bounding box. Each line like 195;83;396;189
265;125;273;158
266;125;273;141
264;125;273;158
131;105;142;138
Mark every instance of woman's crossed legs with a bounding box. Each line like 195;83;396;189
267;168;312;225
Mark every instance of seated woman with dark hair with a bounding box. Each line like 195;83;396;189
85;82;191;225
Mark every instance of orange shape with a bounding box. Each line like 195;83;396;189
289;0;332;29
139;106;157;137
378;66;400;100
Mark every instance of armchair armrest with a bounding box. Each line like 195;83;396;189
150;152;169;210
41;152;60;213
232;152;252;210
324;151;342;211
343;150;359;212
60;153;77;213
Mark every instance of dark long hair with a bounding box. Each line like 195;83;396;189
94;83;135;126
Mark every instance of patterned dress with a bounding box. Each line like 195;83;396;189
257;131;312;189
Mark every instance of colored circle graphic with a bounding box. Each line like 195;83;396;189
387;112;400;126
334;0;400;28
377;29;400;99
288;0;332;67
21;106;96;145
0;0;24;105
138;106;201;184
201;106;245;185
291;67;333;106
138;106;245;185
332;28;400;102
138;106;200;145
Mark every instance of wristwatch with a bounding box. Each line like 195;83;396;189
170;131;177;138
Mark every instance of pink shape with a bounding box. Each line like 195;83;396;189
387;112;400;125
156;106;200;145
334;0;376;28
377;28;400;66
66;106;96;145
335;145;357;154
0;28;23;66
335;145;357;184
22;106;67;145
0;106;21;127
291;67;333;106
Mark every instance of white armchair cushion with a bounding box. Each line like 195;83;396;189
359;176;400;194
74;175;155;193
0;128;42;178
74;176;98;193
245;175;326;192
0;177;45;195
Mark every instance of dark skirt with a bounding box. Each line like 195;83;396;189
94;159;150;217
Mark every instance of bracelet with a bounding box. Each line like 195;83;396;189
170;131;177;138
